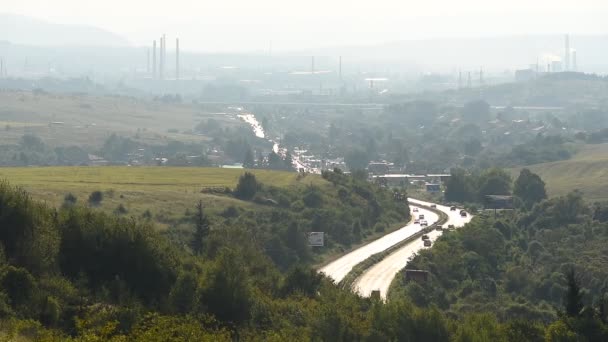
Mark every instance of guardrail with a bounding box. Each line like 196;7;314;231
338;203;449;292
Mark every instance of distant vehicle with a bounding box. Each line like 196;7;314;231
419;214;425;219
436;226;443;231
450;206;457;211
414;219;420;224
421;234;429;240
430;204;437;208
413;207;419;212
448;224;455;229
460;210;467;217
420;220;428;226
423;240;432;247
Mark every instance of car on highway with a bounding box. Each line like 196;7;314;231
421;234;429;240
430;204;437;208
420;220;428;226
414;219;420;224
413;207;419;212
436;226;443;231
448;224;455;229
450;206;457;211
419;214;424;219
423;240;432;247
460;210;467;217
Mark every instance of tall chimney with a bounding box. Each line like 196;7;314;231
572;50;577;71
146;49;149;74
160;35;165;80
565;34;570;71
467;71;472;88
176;38;180;80
152;40;157;79
458;70;462;89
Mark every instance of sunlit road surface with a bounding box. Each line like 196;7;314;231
353;198;472;299
319;206;437;284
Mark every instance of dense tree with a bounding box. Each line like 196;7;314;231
234;172;259;200
477;168;512;200
242;148;255;168
463;138;483;156
445;168;475;202
513;168;547;209
564;269;584;318
192;200;211;255
267;151;284;170
462;100;491;123
345;148;370;171
198;249;252;324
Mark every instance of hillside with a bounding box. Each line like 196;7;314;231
0;166;323;225
520;143;608;201
0;90;242;147
0;13;130;46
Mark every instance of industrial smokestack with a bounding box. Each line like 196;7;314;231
565;34;570;71
467;71;472;88
458;70;462;89
160;35;165;80
146;49;149;74
176;38;180;80
572;50;577;71
152;40;157;79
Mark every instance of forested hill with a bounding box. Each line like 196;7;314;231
2;170;608;339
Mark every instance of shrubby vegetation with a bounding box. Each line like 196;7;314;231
215;170;410;269
390;188;608;340
2;166;608;340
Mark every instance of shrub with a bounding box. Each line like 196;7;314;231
115;204;128;215
88;191;103;206
63;193;77;207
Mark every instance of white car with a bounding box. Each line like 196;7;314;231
420;220;428;227
413;207;419;212
414;219;420;224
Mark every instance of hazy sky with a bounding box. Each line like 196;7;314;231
4;0;608;51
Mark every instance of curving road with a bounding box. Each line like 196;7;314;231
319;205;437;283
353;198;472;299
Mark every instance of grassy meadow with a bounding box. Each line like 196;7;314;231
516;143;608;201
0;166;326;228
0;90;242;147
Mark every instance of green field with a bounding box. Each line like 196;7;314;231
0;91;242;147
0;166;325;227
518;143;608;201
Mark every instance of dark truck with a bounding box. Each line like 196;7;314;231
460;210;467;217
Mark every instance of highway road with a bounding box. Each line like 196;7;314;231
319;205;437;283
353;198;472;299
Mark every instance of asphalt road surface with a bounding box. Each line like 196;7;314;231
353;198;472;299
319;205;437;283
